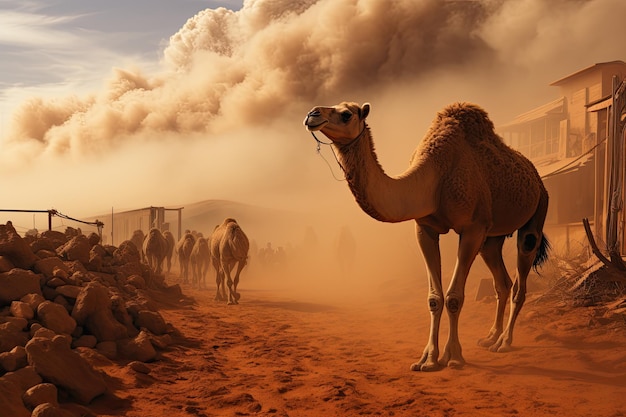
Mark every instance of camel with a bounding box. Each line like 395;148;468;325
190;236;211;288
303;101;549;372
210;218;250;304
130;229;145;262
162;230;176;273
176;232;196;284
143;228;167;275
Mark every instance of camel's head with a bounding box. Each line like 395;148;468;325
303;102;370;145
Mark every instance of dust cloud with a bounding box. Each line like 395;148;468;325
1;0;624;302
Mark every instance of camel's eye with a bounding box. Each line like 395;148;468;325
341;111;352;123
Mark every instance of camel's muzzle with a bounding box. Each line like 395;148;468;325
304;109;327;131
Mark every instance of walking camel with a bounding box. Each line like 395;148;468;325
143;228;167;275
303;101;549;371
190;236;211;288
163;230;176;274
176;232;196;284
210;218;250;304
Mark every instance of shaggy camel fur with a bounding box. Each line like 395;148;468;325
210;218;250;304
143;228;168;275
176;232;196;284
304;102;549;372
190;236;211;288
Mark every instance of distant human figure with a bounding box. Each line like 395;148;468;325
335;225;356;276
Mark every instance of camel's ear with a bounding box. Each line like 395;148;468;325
360;103;370;120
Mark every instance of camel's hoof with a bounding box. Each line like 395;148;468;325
410;361;442;372
478;337;498;348
446;359;465;369
227;300;238;305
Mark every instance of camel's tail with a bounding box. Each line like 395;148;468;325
532;234;550;272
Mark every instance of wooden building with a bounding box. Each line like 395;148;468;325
498;61;626;254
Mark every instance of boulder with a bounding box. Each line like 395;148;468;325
56;235;90;266
0;255;14;272
21;293;46;311
36;301;77;335
0;346;28;372
0;378;30;417
2;365;43;393
34;257;70;280
26;336;107;404
87;233;100;247
135;310;168;335
23;383;59;408
55;285;82;300
112;241;140;265
34;230;67;251
95;341;117;359
31;402;76;417
0;320;29;353
0;268;43;305
72;282;127;342
126;274;146;290
73;335;97;349
0;222;38;270
116;330;157;362
10;300;35;320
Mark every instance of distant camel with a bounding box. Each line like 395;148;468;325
210;218;249;304
190;237;211;288
163;230;176;273
130;229;145;262
176;232;196;284
143;228;168;275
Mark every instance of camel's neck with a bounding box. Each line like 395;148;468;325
334;126;438;223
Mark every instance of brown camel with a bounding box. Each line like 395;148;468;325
190;236;211;289
303;101;549;371
163;230;176;274
210;218;250;304
143;228;167;275
130;229;145;262
176;232;196;284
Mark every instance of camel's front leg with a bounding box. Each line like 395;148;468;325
411;224;444;372
441;226;486;369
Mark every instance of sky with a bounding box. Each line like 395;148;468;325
1;0;626;236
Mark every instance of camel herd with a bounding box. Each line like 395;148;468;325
130;218;249;305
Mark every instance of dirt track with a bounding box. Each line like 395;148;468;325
82;271;626;417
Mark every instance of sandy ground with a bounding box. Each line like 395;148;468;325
77;265;626;417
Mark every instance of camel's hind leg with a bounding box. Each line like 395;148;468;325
477;236;512;348
223;262;239;305
231;259;247;303
214;268;225;301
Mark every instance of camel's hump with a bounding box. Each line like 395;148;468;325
433;102;504;145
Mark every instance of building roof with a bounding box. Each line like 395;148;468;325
499;96;566;129
549;60;626;86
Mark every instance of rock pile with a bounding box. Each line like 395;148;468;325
0;221;181;416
